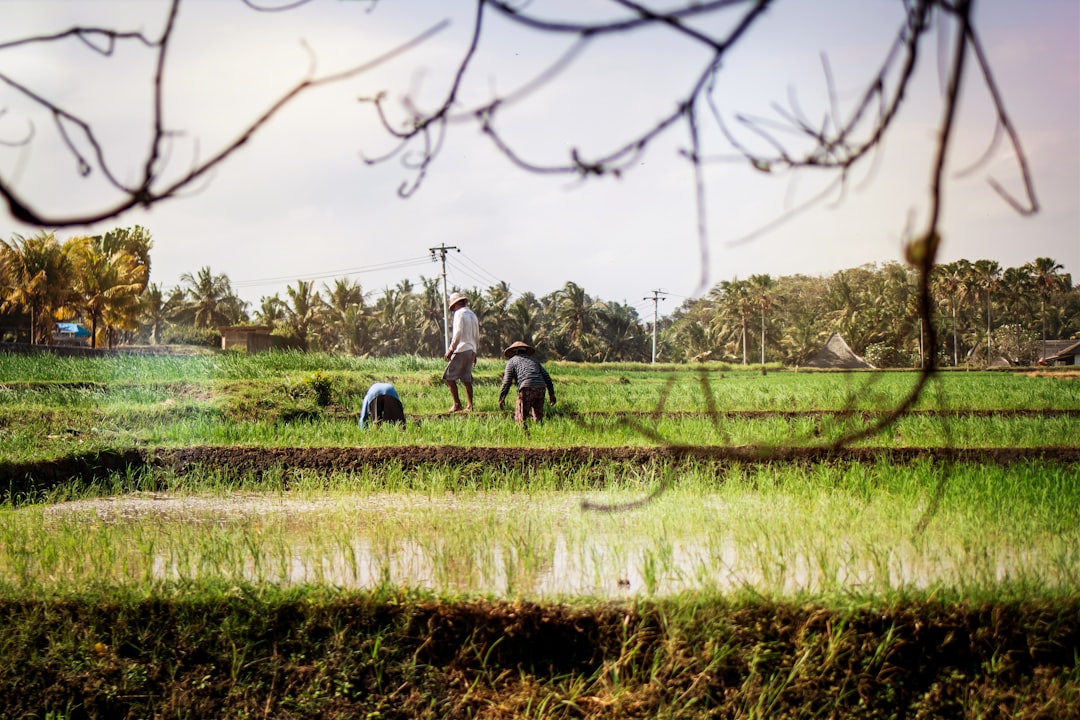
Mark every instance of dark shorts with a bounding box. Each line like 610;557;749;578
515;386;546;423
443;351;475;383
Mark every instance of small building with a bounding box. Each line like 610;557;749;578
1039;339;1077;364
1046;339;1080;366
55;322;91;345
219;325;272;353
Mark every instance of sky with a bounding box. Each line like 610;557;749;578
1;0;1077;321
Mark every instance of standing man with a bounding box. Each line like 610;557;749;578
498;340;556;426
443;291;479;412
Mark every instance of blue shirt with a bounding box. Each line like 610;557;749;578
359;382;400;427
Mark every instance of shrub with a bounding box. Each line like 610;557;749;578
161;326;221;348
863;342;918;368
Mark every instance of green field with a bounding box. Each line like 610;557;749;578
1;350;1078;718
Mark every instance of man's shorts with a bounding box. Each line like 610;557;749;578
442;351;475;382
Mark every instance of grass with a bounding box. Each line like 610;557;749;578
1;349;1077;717
4;408;1078;465
3;459;1077;598
0;583;1076;719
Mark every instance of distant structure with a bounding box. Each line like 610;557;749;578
803;333;875;369
55;322;91;345
219;326;272;353
1045;339;1080;366
1039;339;1078;364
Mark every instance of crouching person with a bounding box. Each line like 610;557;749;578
498;341;556;425
358;382;406;428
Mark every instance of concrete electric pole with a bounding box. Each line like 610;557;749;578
643;289;667;363
429;243;459;351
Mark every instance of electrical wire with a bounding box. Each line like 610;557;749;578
457;251;506;287
232;255;432;288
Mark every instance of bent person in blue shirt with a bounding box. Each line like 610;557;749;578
358;382;405;428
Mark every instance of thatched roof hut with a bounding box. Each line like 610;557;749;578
803;333;875;369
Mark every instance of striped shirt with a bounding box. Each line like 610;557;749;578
499;355;555;403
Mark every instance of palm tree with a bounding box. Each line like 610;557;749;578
775;274;829;366
255;294;286;327
372;283;416;355
317;278;367;354
972;259;1001;364
484;280;513;355
177;267;239;329
596;302;647;361
879;262;917;355
999;265;1030;318
670;316;723;362
283;280;320;351
417;276;446;355
553;281;603;361
97;226;153;271
710;279;753;364
0;231;73;344
507;293;541;349
933;261;970;366
66;235;149;348
1028;257;1069;360
138;283;174;345
748;274;777;365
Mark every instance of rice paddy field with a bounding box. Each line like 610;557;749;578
1;349;1078;719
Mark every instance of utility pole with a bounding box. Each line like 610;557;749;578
643;289;667;363
429;243;459;351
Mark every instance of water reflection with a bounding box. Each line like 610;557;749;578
38;491;1080;597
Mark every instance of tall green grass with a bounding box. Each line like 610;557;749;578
3;353;1078;461
19;411;1068;452
3;460;1076;599
2;352;1077;601
4;351;1078;411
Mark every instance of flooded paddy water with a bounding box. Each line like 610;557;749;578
23;486;1077;597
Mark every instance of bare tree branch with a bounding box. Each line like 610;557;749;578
0;0;1046;526
584;0;983;514
0;10;448;226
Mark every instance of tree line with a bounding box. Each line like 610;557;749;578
2;229;1077;366
667;259;1077;367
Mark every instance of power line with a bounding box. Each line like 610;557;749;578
448;263;493;290
457;251;505;288
232;255;431;288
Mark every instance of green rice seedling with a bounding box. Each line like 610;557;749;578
4;352;1079;410
0;464;1071;600
6;402;1077;462
3;352;1079;614
5;358;1080;460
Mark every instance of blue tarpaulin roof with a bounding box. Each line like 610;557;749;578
56;322;91;338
